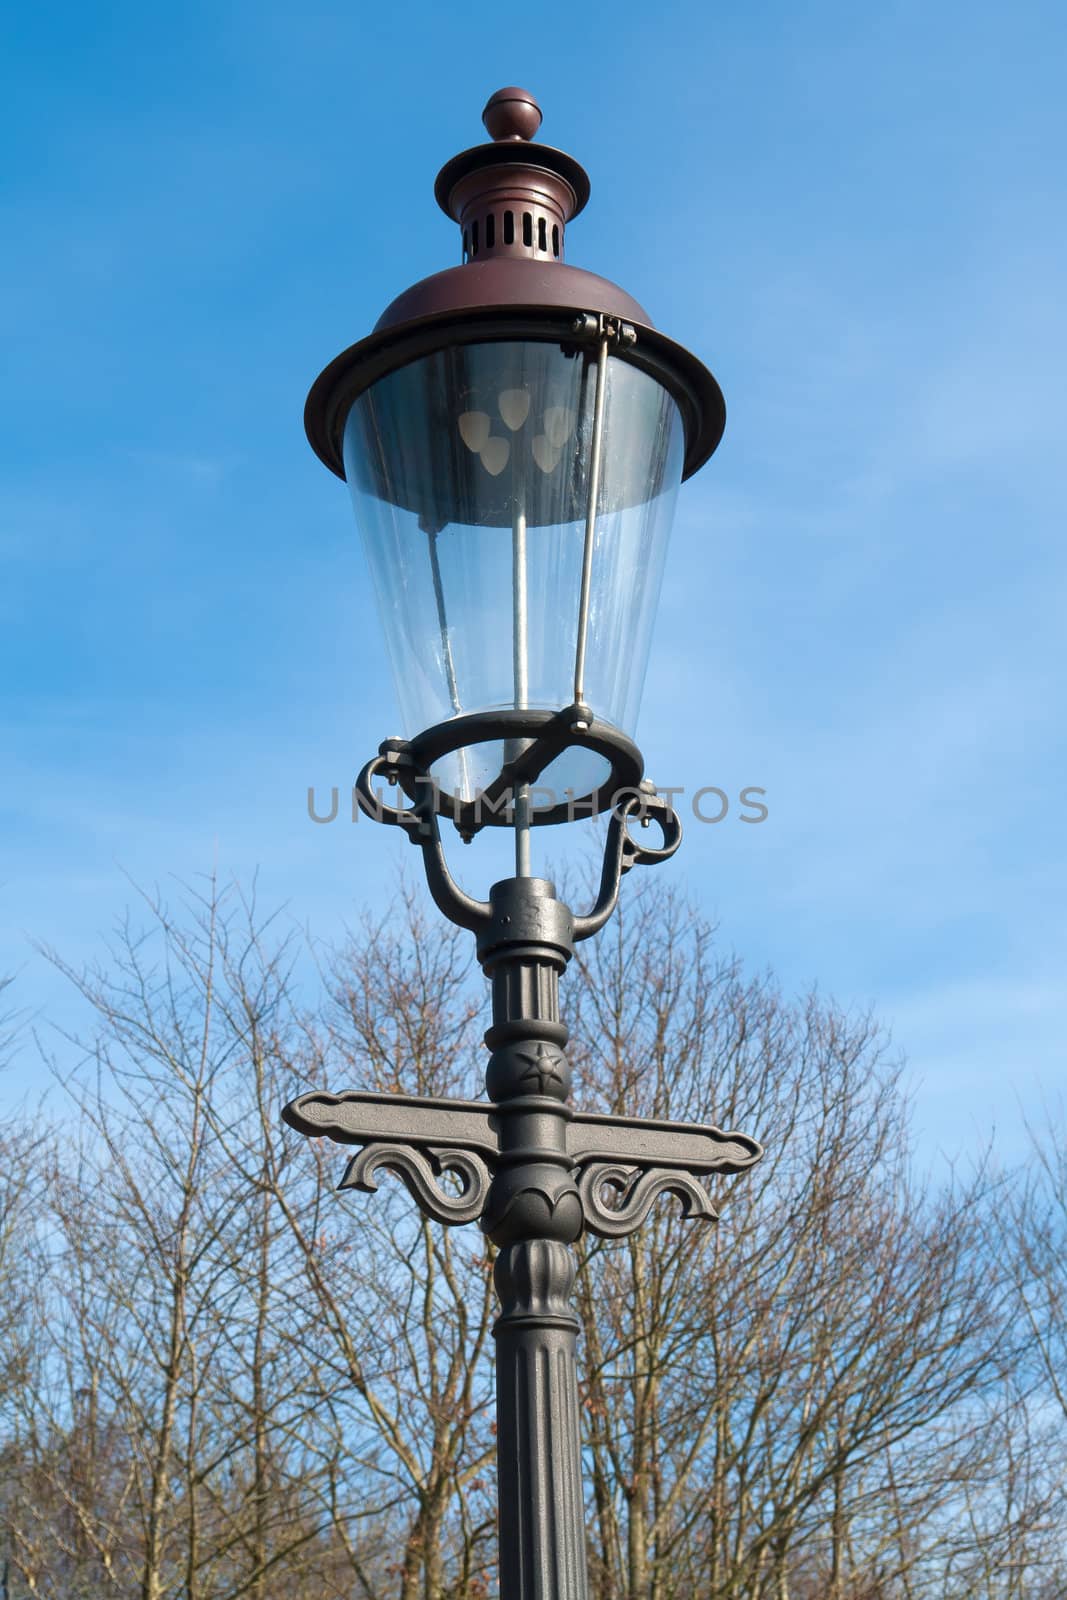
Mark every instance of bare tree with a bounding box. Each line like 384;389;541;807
0;880;1062;1599
1;882;394;1600
0;976;52;1593
568;883;1042;1600
269;890;499;1600
984;1111;1067;1599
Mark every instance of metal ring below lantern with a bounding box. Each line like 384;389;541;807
385;708;644;832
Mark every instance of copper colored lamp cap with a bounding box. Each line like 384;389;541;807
304;86;726;484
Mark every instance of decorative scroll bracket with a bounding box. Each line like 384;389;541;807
283;1088;763;1233
340;1142;493;1226
578;1164;717;1238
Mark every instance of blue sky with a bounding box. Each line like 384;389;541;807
2;0;1064;1163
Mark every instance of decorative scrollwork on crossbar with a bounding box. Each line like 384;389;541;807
339;1142;492;1226
578;1161;718;1238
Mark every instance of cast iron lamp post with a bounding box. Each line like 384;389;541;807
284;88;762;1600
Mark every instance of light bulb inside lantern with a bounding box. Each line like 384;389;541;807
497;388;531;431
542;406;575;449
532;433;561;474
458;410;491;452
480;436;511;476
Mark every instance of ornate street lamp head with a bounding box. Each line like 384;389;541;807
305;89;725;830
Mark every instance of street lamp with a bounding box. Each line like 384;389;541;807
285;89;762;1600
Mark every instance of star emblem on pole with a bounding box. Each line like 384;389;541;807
514;1042;565;1095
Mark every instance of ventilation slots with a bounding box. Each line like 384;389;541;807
463;209;561;260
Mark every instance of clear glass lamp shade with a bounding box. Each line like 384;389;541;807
342;339;685;803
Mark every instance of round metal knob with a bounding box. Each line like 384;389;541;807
482;87;543;143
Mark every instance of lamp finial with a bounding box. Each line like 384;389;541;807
482;87;544;143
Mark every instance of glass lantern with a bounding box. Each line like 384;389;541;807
343;338;685;802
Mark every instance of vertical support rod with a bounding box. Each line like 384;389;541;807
425;524;463;715
573;334;609;706
478;877;589;1600
513;485;532;877
424;521;472;800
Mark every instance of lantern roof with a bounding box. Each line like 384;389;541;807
305;89;725;483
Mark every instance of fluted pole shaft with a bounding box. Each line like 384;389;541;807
477;877;588;1600
494;1243;586;1597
